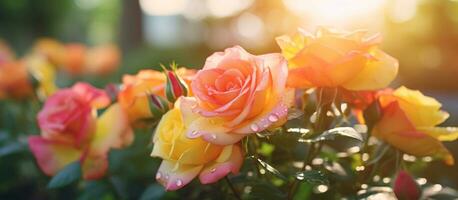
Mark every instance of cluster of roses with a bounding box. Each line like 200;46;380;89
26;27;458;191
0;38;119;100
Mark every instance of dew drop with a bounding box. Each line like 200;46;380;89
156;172;162;180
176;179;183;187
210;168;216;173
210;134;217;140
191;130;199;136
250;124;259;132
268;114;279;122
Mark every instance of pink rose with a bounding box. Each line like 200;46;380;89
37;82;110;147
188;46;292;145
29;82;133;179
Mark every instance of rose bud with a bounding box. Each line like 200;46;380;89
148;94;170;118
393;170;421;200
165;70;188;102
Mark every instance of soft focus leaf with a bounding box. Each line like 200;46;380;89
295;170;329;185
252;156;287;180
47;161;81;189
248;181;286;200
299;127;363;143
293;182;312;200
78;181;109;200
422;184;458;200
140;184;165;200
0;142;24;157
258;142;275;157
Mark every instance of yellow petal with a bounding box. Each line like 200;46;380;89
28;136;82;176
275;33;306;60
90;103;134;155
417;127;458;141
394;86;449;127
342;49;398;90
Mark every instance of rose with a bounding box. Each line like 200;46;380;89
276;27;398;90
32;38;66;66
24;54;58;99
372;86;458;165
37;82;110;146
0;40;14;64
29;82;133;179
151;98;243;190
0;61;33;99
85;44;121;75
188;46;292;145
118;68;195;123
63;43;87;75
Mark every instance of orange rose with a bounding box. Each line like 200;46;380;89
0;61;33;99
85;44;121;75
32;38;66;66
187;46;292;145
276;27;398;90
63;43;87;75
0;40;15;63
118;68;196;122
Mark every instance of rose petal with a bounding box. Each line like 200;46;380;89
155;160;203;191
342;49;398;90
28;136;82;176
416;127;458;141
72;82;111;108
199;144;243;184
232;97;289;134
90;103;134;155
186;117;245;145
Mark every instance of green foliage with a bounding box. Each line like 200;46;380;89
47;161;81;189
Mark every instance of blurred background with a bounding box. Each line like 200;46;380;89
1;0;458;198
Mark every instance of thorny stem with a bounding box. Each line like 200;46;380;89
225;176;242;200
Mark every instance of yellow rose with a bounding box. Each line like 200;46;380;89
276;27;398;90
151;98;243;190
373;86;458;165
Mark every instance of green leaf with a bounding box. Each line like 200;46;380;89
299;127;363;143
0;142;24;157
295;170;329;185
78;181;109;200
140;184;166;200
248;181;286;200
252;156;287;180
293;182;313;200
258;142;275;157
47;161;81;189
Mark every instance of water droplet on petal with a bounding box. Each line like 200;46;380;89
210;168;216;173
250;124;259;132
268;114;279;122
191;130;199;136
176;179;183;187
165;174;169;180
210;134;217;140
156;172;162;179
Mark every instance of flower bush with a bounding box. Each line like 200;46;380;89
1;27;458;199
